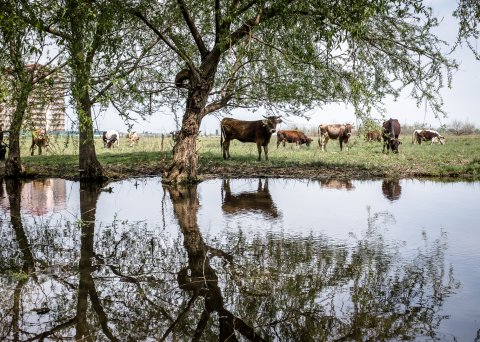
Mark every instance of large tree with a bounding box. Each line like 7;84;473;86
129;0;455;184
21;0;159;180
0;0;64;177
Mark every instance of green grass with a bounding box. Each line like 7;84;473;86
4;133;480;180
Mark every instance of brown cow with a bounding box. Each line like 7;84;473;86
318;123;353;152
220;116;282;161
276;130;312;148
382;119;401;153
365;130;382;142
30;129;49;156
221;178;280;218
412;129;445;145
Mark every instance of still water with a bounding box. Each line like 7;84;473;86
0;177;478;341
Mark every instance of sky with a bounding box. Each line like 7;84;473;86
84;0;479;135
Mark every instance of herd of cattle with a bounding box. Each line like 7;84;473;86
220;116;445;160
27;129;140;156
0;117;446;161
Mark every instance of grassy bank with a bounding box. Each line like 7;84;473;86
1;133;480;181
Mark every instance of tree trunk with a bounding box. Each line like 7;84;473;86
163;109;201;184
78;97;104;180
163;70;216;184
68;9;104;181
4;85;31;177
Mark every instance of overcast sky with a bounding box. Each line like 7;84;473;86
86;0;479;134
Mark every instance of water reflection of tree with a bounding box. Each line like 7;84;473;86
0;180;461;341
76;182;119;341
167;184;266;341
3;179;35;340
223;208;459;341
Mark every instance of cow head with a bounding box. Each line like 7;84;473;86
344;124;353;137
43;134;50;147
305;138;313;146
389;138;401;153
262;115;282;133
106;134;118;148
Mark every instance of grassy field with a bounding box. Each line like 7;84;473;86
2;132;480;180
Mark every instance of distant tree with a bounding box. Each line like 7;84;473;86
128;0;456;184
448;119;476;135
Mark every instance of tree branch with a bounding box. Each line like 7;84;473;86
177;0;208;57
132;11;196;72
90;37;161;104
223;1;296;53
18;0;71;40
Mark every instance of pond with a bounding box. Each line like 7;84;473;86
0;177;479;341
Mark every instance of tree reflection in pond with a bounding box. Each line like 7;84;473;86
0;179;459;341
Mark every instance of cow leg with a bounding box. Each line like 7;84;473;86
264;144;269;160
30;142;35;156
222;139;230;160
320;134;329;152
257;143;263;161
38;146;42;155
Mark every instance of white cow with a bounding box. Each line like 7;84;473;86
102;130;120;148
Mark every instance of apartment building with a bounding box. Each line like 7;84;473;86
0;64;65;131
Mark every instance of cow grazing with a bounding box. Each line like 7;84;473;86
127;131;140;147
412;129;445;145
365;130;382;142
382;119;401;153
276;130;313;148
222;178;280;218
318;123;353;152
30;129;49;156
102;130;119;148
220;115;282;161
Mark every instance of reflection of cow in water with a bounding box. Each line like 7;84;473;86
221;178;280;218
320;179;355;191
382;179;402;201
